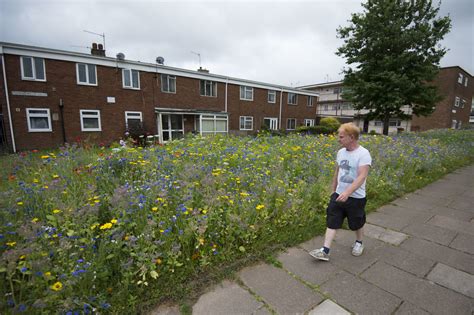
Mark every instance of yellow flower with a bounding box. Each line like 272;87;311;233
52;174;60;179
51;281;63;291
256;204;265;210
52;209;61;214
155;258;162;265
33;178;39;183
40;155;50;159
44;272;51;277
43;185;49;189
99;223;113;230
17;202;23;206
110;219;118;224
90;223;99;230
31;217;39;223
151;207;158;212
6;242;16;247
199;238;205;245
20;255;26;259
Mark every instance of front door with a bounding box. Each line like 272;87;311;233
161;114;184;142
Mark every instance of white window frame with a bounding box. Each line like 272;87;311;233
122;69;140;89
125;111;143;128
268;90;276;103
454;96;460;107
465;77;468;87
80;110;101;131
200;80;217;97
26;108;52;132
304;119;315;127
76;63;97;86
287;118;296;130
161;74;176;93
263;117;278;130
458;73;464;84
240;86;254;101
21;56;46;81
461;99;466;108
288;93;298;105
307;96;314;107
199;114;228;135
239;116;253;130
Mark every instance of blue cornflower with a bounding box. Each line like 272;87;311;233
35;271;43;277
21;267;27;273
101;303;111;309
77;259;84;263
18;304;27;312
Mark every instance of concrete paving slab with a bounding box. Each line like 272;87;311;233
239;263;323;314
333;228;385;249
446;196;474;212
148;304;181;315
320;270;401;314
367;212;413;231
299;235;325;252
414;181;463;199
427;263;474;298
192;280;265;315
391;193;446;210
402;223;457;246
401;237;474;274
364;223;408;245
449;233;474;255
427;206;474;221
277;247;341;286
361;261;474;314
395;301;429;314
377;245;435;277
308;299;350;315
427;215;474;236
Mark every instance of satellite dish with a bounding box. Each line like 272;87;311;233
116;53;125;61
156;56;164;65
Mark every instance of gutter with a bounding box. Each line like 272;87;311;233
1;54;16;153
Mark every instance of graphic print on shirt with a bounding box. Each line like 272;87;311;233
339;159;355;183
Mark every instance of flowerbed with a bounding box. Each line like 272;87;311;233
1;129;473;313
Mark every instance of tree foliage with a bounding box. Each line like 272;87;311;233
337;0;451;134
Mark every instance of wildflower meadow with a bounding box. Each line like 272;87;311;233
1;129;473;314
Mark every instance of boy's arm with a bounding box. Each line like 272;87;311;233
335;164;370;202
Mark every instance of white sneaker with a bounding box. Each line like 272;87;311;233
309;248;330;261
352;242;364;256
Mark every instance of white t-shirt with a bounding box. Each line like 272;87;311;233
336;145;372;199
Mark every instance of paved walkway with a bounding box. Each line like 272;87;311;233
153;165;474;314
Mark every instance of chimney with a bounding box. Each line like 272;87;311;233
197;66;209;73
91;43;106;57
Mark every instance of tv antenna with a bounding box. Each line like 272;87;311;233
83;30;105;49
191;51;201;68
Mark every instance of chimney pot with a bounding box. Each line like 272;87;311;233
92;43;98;49
98;44;103;50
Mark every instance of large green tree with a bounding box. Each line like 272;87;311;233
337;0;451;135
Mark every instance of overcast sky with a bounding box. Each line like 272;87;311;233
1;0;472;87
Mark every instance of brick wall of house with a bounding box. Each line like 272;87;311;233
1;50;318;151
411;67;472;131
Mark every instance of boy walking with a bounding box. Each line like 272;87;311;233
310;123;371;261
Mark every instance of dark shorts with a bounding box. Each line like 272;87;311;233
326;192;367;231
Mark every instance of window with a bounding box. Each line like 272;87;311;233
374;121;383;127
454;96;460;107
389;119;401;127
287;118;296;130
21;57;46;81
323;104;329;111
161;74;176;93
307;96;314;107
461;99;466;108
304;119;315;127
451;119;457;129
268;90;276;103
125;111;143;129
333;87;342;94
239;116;253;130
80;110;101;131
26;108;51;132
288;93;298;105
76;63;97;85
465;77;469;87
200;80;217;97
458;73;464;84
263;118;278;130
240;86;253;101
198;114;228;135
122;69;140;89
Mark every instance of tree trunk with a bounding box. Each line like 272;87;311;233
383;115;390;135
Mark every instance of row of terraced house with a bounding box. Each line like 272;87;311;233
1;42;473;152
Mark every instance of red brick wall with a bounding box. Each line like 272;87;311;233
411;67;472;131
1;54;318;150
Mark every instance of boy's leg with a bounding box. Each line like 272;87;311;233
324;228;337;248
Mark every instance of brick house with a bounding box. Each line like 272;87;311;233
0;42;319;152
299;66;473;133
